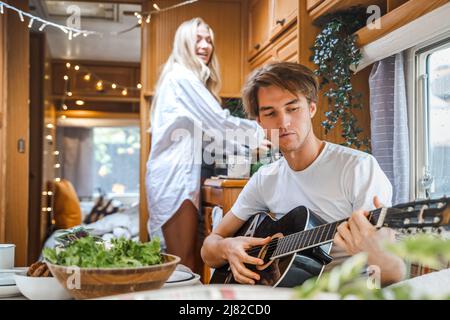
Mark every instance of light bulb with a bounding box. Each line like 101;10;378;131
66;62;71;69
74;65;80;71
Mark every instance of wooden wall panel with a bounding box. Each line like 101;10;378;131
299;0;371;145
145;0;245;97
5;0;30;266
0;11;6;243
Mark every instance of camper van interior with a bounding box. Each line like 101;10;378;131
0;0;449;300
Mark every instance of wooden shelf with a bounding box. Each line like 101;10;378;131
51;95;140;103
354;0;448;47
56;110;139;119
204;177;249;188
309;0;386;21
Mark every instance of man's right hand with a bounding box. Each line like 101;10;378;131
222;236;271;284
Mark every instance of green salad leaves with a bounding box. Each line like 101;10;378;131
43;236;162;268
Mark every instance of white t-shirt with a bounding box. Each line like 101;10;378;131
231;142;393;223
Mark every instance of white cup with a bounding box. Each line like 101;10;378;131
0;244;15;269
227;155;251;178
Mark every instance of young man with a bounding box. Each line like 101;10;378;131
201;62;406;287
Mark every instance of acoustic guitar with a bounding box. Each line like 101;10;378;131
209;197;450;287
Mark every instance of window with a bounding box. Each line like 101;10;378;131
414;39;450;198
93;127;140;196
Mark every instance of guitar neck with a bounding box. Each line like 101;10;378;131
271;208;383;259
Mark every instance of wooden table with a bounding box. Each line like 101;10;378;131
201;177;248;283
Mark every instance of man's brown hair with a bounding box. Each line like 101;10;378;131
242;62;319;119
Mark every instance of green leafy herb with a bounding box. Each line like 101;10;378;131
43;236;162;268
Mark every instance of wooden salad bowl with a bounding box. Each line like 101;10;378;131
46;253;180;299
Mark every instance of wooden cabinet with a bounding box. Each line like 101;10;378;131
201;178;248;283
270;0;298;40
247;0;298;69
248;0;271;59
306;0;324;11
249;24;298;71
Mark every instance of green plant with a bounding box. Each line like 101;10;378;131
295;234;450;300
43;236;162;268
223;98;246;118
311;7;370;150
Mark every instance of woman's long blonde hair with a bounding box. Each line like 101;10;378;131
150;18;222;122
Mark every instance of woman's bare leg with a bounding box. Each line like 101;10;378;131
162;200;199;272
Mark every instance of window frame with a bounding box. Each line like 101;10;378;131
406;32;450;199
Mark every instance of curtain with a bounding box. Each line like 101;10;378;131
369;52;410;205
57;127;94;198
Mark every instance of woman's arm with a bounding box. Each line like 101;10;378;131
174;76;265;151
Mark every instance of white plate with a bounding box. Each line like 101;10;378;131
0;267;27;286
0;284;22;298
163;270;201;288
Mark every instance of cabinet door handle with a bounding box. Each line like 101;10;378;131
276;18;286;26
254;43;261;50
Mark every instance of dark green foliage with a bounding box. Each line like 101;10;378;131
311;7;371;151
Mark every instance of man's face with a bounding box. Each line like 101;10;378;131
256;85;316;153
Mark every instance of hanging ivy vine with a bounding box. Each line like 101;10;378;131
311;7;370;151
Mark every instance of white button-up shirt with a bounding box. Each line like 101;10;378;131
146;63;263;236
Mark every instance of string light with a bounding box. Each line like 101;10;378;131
1;1;198;37
67;91;72;97
137;83;142;89
46;123;54;129
63;75;69;81
111;83;117;89
60;115;67;120
122;89;128;96
0;1;99;39
134;0;199;26
75;100;84;106
62;104;68;110
96;81;104;91
28;18;34;28
53;151;59;155
74;65;80;71
54;164;61;168
66;62;71;69
84;74;91;81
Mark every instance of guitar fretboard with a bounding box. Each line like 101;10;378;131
271;208;383;259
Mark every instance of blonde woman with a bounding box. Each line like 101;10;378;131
146;18;263;272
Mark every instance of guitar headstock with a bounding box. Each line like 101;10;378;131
372;197;450;235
